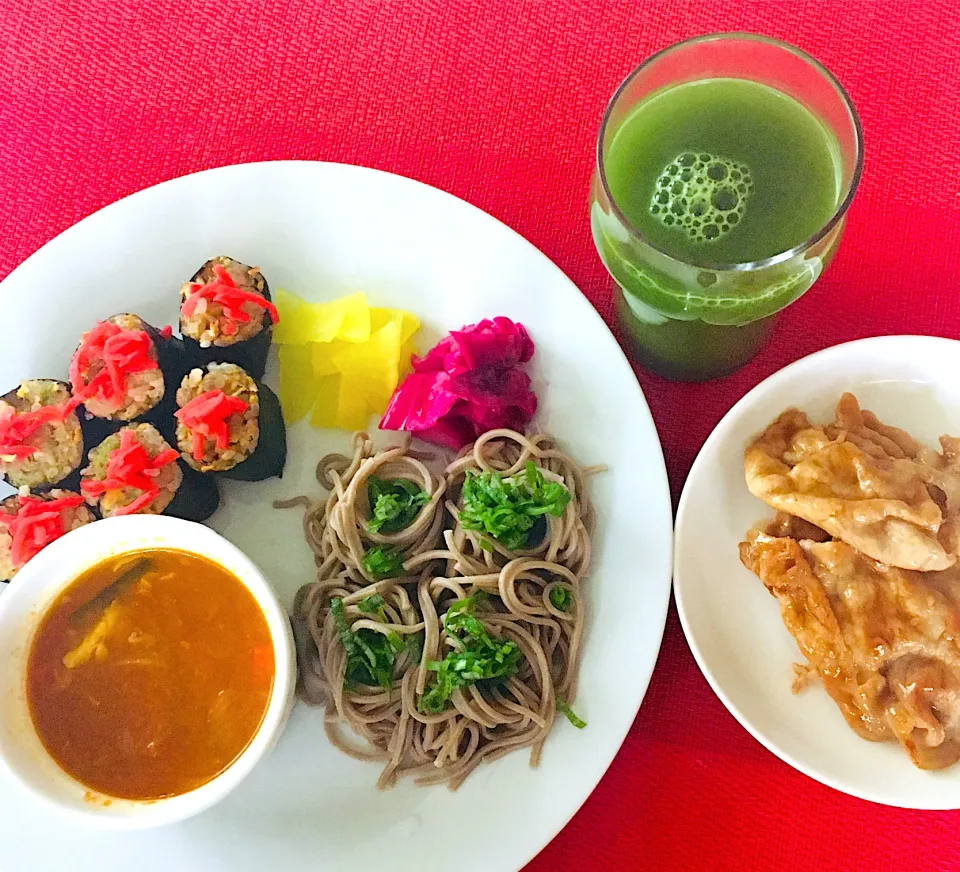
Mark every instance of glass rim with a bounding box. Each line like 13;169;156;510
595;32;865;273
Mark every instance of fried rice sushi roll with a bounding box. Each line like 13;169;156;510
0;489;95;582
175;363;286;481
179;256;278;379
69;314;188;432
0;379;84;490
80;423;218;521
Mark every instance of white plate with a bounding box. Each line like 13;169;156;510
0;161;673;871
675;335;960;810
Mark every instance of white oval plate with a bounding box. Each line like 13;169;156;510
675;335;960;809
0;161;673;871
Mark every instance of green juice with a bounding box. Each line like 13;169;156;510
593;78;844;380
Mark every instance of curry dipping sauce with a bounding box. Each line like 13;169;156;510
25;548;274;801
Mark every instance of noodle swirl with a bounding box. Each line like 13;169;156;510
281;429;598;789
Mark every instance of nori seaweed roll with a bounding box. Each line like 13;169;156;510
0;489;95;582
179;256;278;379
175;363;286;481
80;423;219;521
69;314;188;437
0;379;84;490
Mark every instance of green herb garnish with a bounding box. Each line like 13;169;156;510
557;700;587;729
419;592;522;714
549;585;573;612
459;461;571;551
358;593;387;615
331;596;395;688
368;477;429;534
362;545;405;579
405;631;423;664
358;593;405;648
331;597;361;663
331;595;412;689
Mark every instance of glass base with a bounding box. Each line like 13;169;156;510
614;285;776;381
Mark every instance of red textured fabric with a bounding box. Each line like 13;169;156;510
3;1;960;869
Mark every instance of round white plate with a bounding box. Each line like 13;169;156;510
675;335;960;810
0;161;673;871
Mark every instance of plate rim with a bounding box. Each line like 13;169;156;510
674;333;960;810
0;159;676;867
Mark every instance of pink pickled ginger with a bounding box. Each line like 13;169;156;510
380;317;536;449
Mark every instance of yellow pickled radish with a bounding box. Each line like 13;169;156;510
399;313;420;345
336;293;372;343
274;290;371;345
275;288;420;429
308;374;341;429
370;307;420;345
272;289;315;344
398;338;417;376
311;339;351;376
309;373;371;431
331;321;402;409
277;344;320;424
371;308;421;376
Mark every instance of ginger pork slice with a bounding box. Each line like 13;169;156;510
744;393;960;572
740;529;960;769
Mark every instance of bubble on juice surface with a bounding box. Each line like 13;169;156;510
648;152;753;243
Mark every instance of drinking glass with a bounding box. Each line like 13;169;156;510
590;33;863;381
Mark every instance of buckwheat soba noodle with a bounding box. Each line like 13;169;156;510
277;428;599;789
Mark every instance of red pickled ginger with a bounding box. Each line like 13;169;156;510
380;317;536;450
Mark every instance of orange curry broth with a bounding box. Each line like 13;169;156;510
25;548;274;800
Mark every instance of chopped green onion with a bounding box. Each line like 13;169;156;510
330;595;398;689
419;592;522;714
557;700;586;729
368;477;429;534
358;593;386;614
459;460;571;551
362;545;405;579
405;632;423;664
549;585;573;612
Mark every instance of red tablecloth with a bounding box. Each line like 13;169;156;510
4;1;960;869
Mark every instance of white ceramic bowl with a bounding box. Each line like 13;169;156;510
0;514;296;828
675;335;960;809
